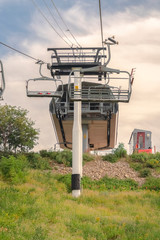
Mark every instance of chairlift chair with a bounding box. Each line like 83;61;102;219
26;77;64;98
68;68;132;103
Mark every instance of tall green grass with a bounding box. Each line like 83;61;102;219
0;170;160;240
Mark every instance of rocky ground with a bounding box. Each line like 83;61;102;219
52;156;148;186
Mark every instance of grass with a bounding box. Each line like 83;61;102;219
1;170;160;240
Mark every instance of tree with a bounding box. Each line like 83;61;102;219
0;105;39;152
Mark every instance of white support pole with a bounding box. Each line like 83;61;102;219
72;69;82;198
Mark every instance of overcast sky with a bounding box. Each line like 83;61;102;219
0;0;160;152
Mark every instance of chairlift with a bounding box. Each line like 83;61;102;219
26;61;64;98
26;77;64;98
68;68;132;103
0;60;5;100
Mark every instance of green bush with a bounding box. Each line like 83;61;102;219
40;149;72;167
102;154;118;163
139;168;151;178
25;152;51;170
153;152;160;160
142;177;160;191
0;155;28;183
146;159;160;168
39;149;58;160
0;151;16;159
54;150;72;167
83;153;94;164
113;143;127;158
130;152;149;163
130;162;143;171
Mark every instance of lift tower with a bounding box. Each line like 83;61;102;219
47;38;133;197
26;37;134;197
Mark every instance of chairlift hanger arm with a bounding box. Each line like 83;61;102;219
104;37;118;66
36;61;52;78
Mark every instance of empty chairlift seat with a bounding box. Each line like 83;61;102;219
26;77;64;98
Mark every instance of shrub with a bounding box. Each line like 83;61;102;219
25;152;51;170
154;152;160;160
113;143;127;158
146;159;160;168
83;153;94;164
139;168;151;178
55;150;72;167
130;162;143;172
40;149;72;167
102;154;118;163
39;149;58;160
130;152;149;163
142;177;160;191
0;151;16;159
0;155;28;183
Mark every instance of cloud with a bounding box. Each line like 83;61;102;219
1;1;160;152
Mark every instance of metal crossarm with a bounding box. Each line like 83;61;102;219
26;77;63;98
47;47;107;75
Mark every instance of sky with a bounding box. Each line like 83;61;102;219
0;0;160;152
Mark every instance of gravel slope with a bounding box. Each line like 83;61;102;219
52;156;146;186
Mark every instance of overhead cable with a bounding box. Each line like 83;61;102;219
98;0;104;49
42;0;74;47
31;0;72;47
0;40;45;63
50;0;82;48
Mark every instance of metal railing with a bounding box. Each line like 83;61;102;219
68;70;132;103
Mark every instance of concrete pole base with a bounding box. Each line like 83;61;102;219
72;190;81;198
